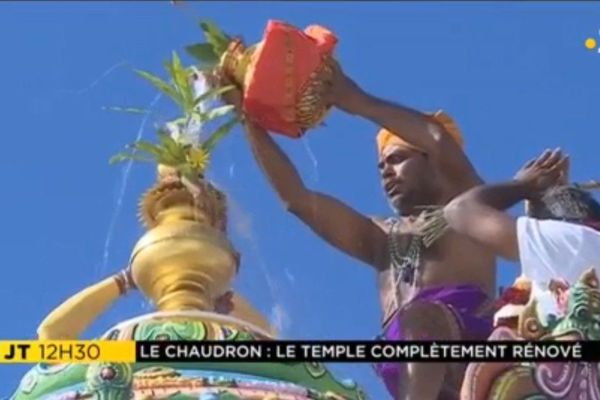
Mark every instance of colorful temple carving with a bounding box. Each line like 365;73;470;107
462;268;600;400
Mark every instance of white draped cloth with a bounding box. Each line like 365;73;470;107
516;216;600;324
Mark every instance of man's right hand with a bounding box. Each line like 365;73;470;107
514;148;569;198
206;69;243;113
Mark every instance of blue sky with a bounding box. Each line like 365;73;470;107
1;1;600;398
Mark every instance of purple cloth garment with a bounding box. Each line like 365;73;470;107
373;284;493;399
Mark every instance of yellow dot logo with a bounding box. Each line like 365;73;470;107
585;37;597;50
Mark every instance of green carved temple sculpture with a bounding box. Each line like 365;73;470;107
462;268;600;400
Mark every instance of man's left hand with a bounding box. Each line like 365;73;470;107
514;148;568;198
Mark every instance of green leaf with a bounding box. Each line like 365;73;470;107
199;20;231;56
158;131;186;162
193;85;235;107
191;110;205;121
157;130;177;148
179;163;200;181
165;52;197;115
201;104;235;122
130;140;163;158
102;106;149;114
155;152;179;166
171;50;184;73
135;69;182;106
201;116;240;153
153;142;181;165
169;117;188;126
185;43;219;65
109;152;154;165
109;152;132;165
172;53;192;98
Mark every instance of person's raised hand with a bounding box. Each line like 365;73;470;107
514;148;569;198
205;68;243;113
321;61;365;114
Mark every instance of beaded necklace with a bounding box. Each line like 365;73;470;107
387;207;450;310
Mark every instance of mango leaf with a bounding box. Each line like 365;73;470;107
201;104;235;122
191;110;205;121
109;152;154;165
166;52;194;112
169;117;188;126
201;116;239;153
186;43;220;65
157;130;179;150
193;84;235;107
135;69;182;106
156;152;181;166
103;106;149;114
158;131;186;162
178;163;200;181
109;152;132;165
153;140;182;165
130;140;163;158
200;20;231;56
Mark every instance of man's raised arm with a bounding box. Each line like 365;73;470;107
443;149;566;261
244;121;388;270
329;65;481;191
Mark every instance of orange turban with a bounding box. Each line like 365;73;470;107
376;110;464;155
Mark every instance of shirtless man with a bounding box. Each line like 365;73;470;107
216;64;496;399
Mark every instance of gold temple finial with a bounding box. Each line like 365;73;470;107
38;48;273;339
130;166;238;312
